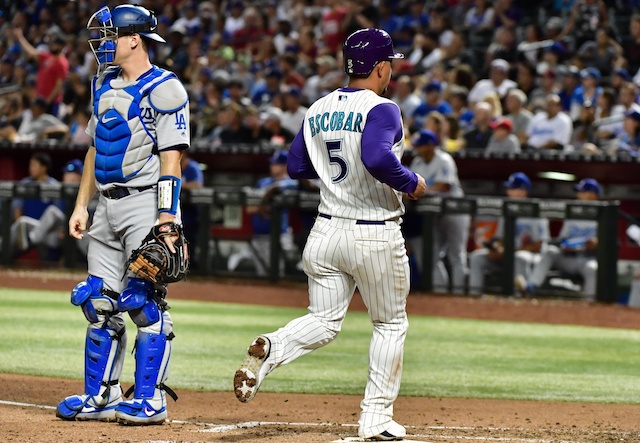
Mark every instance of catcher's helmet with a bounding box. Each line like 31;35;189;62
87;5;165;73
342;28;404;77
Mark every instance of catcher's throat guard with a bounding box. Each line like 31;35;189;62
126;222;189;284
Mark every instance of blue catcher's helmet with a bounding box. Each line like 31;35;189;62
342;28;404;77
87;5;165;73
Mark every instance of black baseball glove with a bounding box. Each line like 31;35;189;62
126;222;189;284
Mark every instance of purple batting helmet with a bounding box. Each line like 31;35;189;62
342;28;404;77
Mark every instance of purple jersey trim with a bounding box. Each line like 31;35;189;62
287;128;319;179
361;103;417;193
338;87;365;92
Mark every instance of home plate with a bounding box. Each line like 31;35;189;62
331;438;432;442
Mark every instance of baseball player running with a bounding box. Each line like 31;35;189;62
406;129;470;293
56;5;189;425
519;178;601;300
234;28;427;441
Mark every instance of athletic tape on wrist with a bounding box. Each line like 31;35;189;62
158;175;181;215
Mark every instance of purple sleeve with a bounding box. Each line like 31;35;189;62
361;103;418;193
287;127;319;179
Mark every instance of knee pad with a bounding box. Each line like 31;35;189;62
119;278;163;327
71;275;118;324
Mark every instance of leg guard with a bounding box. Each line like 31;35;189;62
57;276;126;421
115;327;176;425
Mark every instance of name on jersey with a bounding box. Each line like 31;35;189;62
308;111;363;137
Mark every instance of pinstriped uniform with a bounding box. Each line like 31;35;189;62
264;89;410;437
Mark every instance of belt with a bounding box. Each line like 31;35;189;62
318;213;386;225
101;185;154;200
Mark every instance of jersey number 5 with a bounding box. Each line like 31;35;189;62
326;140;348;183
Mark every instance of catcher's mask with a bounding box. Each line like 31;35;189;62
87;5;165;74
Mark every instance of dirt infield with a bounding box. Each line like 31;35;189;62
2;268;640;442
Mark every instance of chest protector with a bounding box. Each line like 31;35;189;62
92;66;178;184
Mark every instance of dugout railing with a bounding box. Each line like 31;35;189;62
0;182;620;302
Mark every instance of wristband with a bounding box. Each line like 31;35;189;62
158;175;181;215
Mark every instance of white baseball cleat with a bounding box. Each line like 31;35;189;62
363;420;406;441
234;335;271;403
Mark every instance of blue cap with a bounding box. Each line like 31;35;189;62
574;178;601;195
580;67;601;81
64;159;84;175
424;80;441;93
286;86;301;98
412;129;439;147
265;67;282;79
270;149;288;164
614;68;631;82
504;172;531;191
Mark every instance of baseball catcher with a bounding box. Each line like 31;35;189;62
127;222;189;284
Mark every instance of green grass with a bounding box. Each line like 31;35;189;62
2;288;640;404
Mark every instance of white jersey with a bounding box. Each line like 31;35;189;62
302;89;406;221
558;219;598;248
408;149;464;197
496;217;550;249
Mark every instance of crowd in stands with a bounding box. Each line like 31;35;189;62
1;0;640;158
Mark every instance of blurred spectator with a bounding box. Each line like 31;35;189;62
180;151;204;268
576;28;623;78
570;101;597;152
228;149;299;276
515;62;537;99
442;115;465;153
468;58;516;106
66;107;92;145
402;3;430;33
557;65;582;112
11;28;68;116
281;86;308;135
251;67;283;107
610;68;632;95
303;55;342;104
392;75;422;120
463;101;494;150
278;52;306;88
486;26;518;63
0;97;68;142
424;111;446;142
344;0;380;37
481;91;503;119
593;87;623;143
441;31;476;68
486;117;521;153
321;0;350;55
12;159;86;258
505;89;533;144
450;0;474;32
623;15;640;75
464;0;495;33
608;109;640;156
296;26;318;66
492;0;522;29
225;78;252;109
224;1;247;37
411;81;452;130
164;24;189;80
525;94;573;150
469;172;550;296
256;106;295;145
529;68;559;106
570;67;602;120
406;129;470;293
559;0;608;49
10;152;61;255
520;178;602;301
448;85;475;130
216;102;255;144
406;31;443;73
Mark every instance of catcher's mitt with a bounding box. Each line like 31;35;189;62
127;222;189;284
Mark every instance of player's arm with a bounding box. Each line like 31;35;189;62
287;127;319;179
69;147;97;239
361;103;419;194
158;149;183;224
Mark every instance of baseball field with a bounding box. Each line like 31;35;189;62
2;269;640;443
